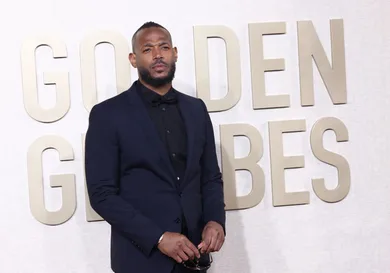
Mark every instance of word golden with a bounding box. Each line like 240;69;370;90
21;19;350;225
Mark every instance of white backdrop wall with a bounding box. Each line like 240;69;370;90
1;0;390;272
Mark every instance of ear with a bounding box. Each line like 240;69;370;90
173;47;178;62
128;53;137;68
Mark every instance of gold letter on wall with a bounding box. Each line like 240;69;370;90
193;26;241;112
80;30;131;112
21;36;70;123
297;19;347;106
269;120;310;206
248;22;290;109
27;136;76;225
220;124;265;210
310;117;350;202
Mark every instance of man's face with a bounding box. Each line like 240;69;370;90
129;27;177;88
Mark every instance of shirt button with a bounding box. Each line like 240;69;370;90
177;177;180;180
161;107;166;111
172;153;176;157
166;130;170;134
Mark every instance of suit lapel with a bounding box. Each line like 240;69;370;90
125;84;177;186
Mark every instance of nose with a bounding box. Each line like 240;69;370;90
152;47;162;59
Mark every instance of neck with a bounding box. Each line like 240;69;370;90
139;78;172;96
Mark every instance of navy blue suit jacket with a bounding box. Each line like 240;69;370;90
84;81;226;273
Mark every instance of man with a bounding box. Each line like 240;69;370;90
84;21;226;273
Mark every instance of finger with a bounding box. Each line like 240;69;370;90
175;255;183;263
177;249;190;261
213;232;223;251
211;230;222;252
198;241;205;255
201;237;211;253
205;237;215;253
207;236;217;253
215;236;225;251
204;231;212;244
201;226;210;241
197;241;204;250
185;241;200;258
181;244;196;260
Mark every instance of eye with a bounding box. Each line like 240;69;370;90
143;48;151;53
161;46;170;50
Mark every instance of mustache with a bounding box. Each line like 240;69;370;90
151;60;168;67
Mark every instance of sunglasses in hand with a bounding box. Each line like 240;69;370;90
182;250;213;271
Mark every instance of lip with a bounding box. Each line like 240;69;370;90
152;63;167;69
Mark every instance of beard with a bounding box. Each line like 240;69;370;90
138;61;176;88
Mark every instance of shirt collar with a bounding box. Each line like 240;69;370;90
136;80;176;106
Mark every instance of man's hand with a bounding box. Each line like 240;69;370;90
198;221;225;253
157;232;200;263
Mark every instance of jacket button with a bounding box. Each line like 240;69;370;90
175;218;181;223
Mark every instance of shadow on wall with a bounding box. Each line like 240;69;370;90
173;80;251;273
212;124;291;273
208;143;251;273
174;79;293;273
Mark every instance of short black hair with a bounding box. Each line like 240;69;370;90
131;21;172;52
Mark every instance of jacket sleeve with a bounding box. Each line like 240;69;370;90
198;99;226;235
84;104;164;256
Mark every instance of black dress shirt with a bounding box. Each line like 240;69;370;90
136;81;188;182
136;81;189;235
